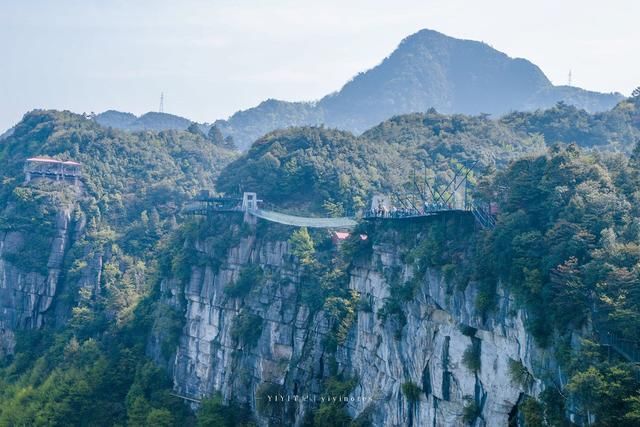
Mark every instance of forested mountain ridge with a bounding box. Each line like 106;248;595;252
217;97;640;214
216;105;640;423
1;100;640;425
317;29;613;127
0;110;236;207
94;110;205;133
215;29;623;149
90;30;624;151
216;113;545;214
0;110;237;425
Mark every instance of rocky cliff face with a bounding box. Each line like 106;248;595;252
0;184;84;357
0;183;565;425
157;223;561;426
156;233;330;421
341;242;553;426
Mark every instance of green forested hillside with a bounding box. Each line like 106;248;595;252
222;138;640;424
216;113;546;214
0;110;236;208
216;105;640;423
93;110;198;133
476;145;640;423
217;98;640;214
0;110;237;426
215;102;640;351
2;102;640;425
501;98;640;149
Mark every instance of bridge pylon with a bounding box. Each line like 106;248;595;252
242;192;259;211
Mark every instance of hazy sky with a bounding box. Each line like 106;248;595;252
1;0;638;132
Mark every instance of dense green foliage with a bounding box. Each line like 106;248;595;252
0;184;69;274
482;144;640;344
217;127;377;212
310;376;358;427
0;110;236;210
0;110;237;425
224;265;264;297
0;305;193;426
230;310;263;347
501;98;640;149
475;144;640;424
3;98;640;426
197;393;255;427
216;113;543;213
401;381;422;402
461;339;481;373
507;358;533;389
217;97;640;217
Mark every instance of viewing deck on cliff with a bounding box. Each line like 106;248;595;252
24;157;82;184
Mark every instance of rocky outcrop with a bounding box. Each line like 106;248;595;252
160;227;560;426
0;189;82;356
340;242;554;426
163;235;331;424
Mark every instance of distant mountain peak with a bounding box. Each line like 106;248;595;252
320;28;554;124
99;29;625;150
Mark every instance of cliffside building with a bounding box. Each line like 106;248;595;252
24;157;82;185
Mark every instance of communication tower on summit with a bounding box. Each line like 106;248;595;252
159;92;164;113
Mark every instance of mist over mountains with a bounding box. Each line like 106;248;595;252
93;29;623;150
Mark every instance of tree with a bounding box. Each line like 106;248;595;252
198;393;254;427
625;393;640;423
207;126;236;150
549;257;589;328
223;135;237;150
127;396;151;427
146;408;174;427
207;125;225;145
289;227;315;265
401;381;422;402
187;122;204;136
521;398;544;426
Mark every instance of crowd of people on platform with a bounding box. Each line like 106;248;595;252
369;201;456;218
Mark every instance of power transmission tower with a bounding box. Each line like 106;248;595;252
159;92;164;113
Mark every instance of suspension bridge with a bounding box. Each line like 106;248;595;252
183;189;495;229
183;192;359;228
183;162;497;229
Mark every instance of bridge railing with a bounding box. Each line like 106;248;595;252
471;204;496;229
363;208;452;220
597;329;640;363
362;202;496;230
592;309;640;365
182;199;243;215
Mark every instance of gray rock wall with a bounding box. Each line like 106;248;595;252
161;231;559;426
0;206;74;354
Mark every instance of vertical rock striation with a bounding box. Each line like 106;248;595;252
0;205;76;355
161;229;560;426
340;242;552;426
